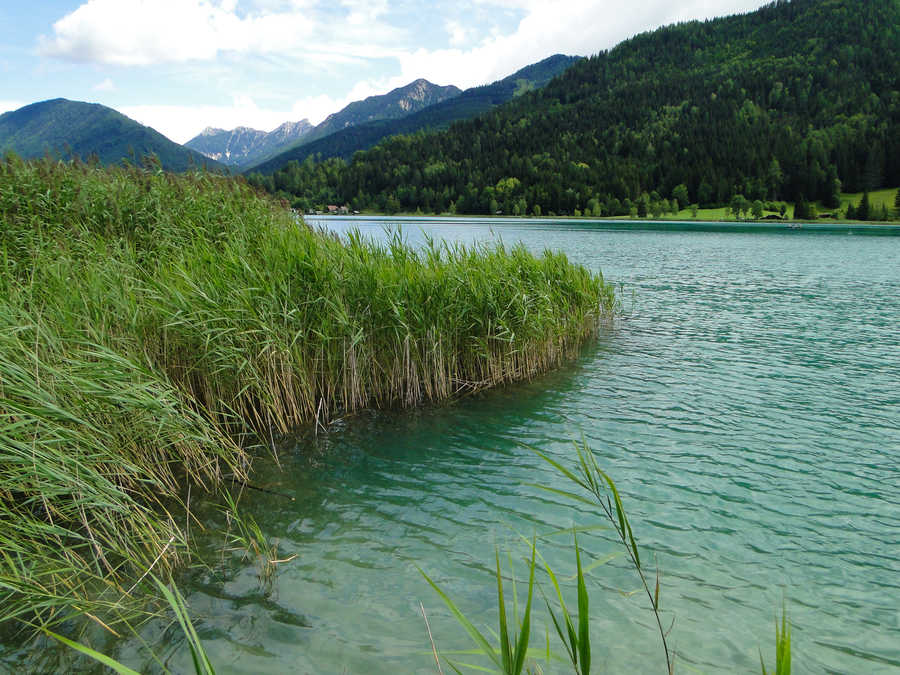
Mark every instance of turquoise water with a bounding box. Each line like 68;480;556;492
187;219;899;673
16;219;900;673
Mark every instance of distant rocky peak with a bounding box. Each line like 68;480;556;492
273;119;312;135
406;80;431;100
185;118;314;168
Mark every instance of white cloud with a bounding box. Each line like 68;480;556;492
340;0;389;26
92;77;116;92
397;0;768;89
37;0;769;99
445;19;470;47
40;0;316;65
39;0;406;67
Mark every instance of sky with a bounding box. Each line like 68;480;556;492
1;0;770;144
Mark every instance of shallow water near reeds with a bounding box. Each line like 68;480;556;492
8;218;900;674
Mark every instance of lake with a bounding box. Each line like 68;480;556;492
17;217;900;673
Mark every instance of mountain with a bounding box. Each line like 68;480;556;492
299;79;462;148
250;55;579;174
185;119;313;168
245;79;462;173
0;99;221;172
252;0;900;216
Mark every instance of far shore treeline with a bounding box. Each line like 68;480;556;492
248;0;900;220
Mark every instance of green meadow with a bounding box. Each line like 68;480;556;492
374;186;900;223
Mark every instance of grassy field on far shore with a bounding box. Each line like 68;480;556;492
365;186;899;223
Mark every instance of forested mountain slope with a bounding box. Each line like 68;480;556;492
0;99;220;172
250;55;579;174
251;0;900;216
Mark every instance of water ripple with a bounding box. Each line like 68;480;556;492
106;224;900;674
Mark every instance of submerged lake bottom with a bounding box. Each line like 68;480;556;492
7;218;900;673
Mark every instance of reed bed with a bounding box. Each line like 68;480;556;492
0;156;615;642
148;227;613;434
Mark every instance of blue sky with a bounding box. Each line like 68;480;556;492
1;0;769;144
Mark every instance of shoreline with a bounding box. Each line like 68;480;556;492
306;214;900;236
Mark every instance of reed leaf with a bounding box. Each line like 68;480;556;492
574;536;591;675
419;568;502;671
41;630;141;675
761;605;791;675
421;538;537;675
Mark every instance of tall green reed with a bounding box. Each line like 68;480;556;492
1;155;613;660
422;441;793;674
761;606;791;675
528;441;674;674
421;542;538;675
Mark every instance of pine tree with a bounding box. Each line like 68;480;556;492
637;195;649;218
824;170;841;209
858;192;871;221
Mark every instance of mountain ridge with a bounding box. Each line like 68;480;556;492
300;79;462;147
189;79;461;169
0;99;221;172
249;54;579;175
185;119;313;167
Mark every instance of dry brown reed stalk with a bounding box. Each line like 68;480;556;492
420;601;445;675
